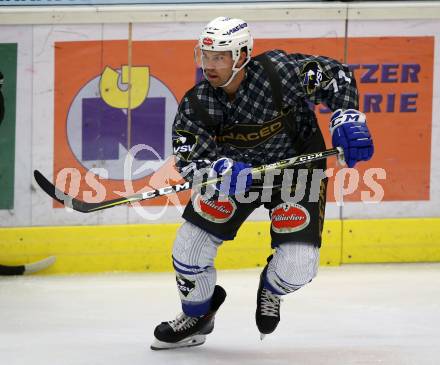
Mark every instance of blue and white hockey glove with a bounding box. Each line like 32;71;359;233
329;109;374;168
210;157;252;195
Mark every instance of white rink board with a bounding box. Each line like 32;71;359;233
0;3;439;226
0;19;345;227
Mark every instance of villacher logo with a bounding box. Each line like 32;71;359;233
194;195;237;223
271;203;310;233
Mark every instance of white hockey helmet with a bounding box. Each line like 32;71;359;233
195;16;254;87
199;16;253;60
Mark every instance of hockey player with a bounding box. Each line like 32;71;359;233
151;17;373;350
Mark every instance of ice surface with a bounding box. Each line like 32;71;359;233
1;264;440;365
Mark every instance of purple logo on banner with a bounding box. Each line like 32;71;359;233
81;97;165;161
66;67;178;180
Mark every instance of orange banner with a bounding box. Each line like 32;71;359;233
54;36;433;207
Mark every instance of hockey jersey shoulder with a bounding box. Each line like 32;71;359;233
263;49;358;110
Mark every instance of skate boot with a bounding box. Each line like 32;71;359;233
151;285;226;350
256;266;282;340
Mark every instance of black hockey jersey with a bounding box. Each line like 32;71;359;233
172;49;358;178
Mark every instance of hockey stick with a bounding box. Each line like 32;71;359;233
33;147;343;213
0;256;56;276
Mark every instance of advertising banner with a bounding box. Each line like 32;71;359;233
346;36;433;202
0;43;17;210
53;36;433;208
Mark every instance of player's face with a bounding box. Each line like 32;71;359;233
200;50;235;87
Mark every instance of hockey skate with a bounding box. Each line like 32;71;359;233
151;285;226;350
256;266;282;340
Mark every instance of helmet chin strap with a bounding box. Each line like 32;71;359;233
219;56;250;88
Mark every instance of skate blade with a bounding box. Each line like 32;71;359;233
150;334;206;351
260;333;266;341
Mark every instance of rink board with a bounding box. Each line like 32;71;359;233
1;5;440;228
1;3;440;274
0;220;341;273
342;218;440;263
0;218;439;274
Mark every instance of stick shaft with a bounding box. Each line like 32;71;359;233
34;147;342;213
140;147;341;200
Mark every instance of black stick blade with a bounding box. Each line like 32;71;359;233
0;264;25;276
0;256;56;276
33;169;66;205
33;170;140;213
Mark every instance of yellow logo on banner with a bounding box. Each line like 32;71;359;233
100;65;149;109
